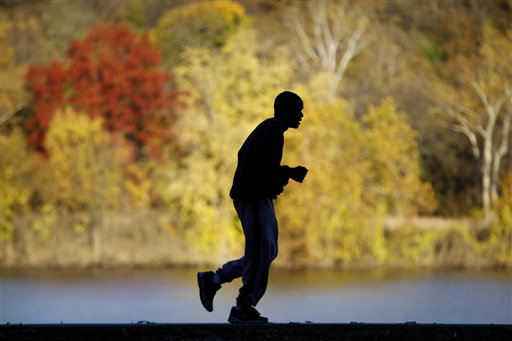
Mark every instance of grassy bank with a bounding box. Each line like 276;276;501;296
1;210;509;270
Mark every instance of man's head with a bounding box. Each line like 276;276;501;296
274;91;304;129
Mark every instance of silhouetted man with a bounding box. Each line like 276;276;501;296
197;91;308;324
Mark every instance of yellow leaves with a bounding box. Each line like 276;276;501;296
176;28;292;129
0;129;37;241
153;0;247;64
477;26;512;100
159;0;245;27
480;25;511;68
124;163;152;209
0;11;48;67
442;25;511;123
278;94;437;265
279;97;373;265
488;169;512;267
164;27;293;260
45;106;130;211
364;99;417;185
31;206;58;241
73;222;87;235
385;225;437;264
48;106;103;144
0;11;33;119
362;98;437;215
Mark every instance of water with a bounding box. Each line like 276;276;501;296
1;268;510;324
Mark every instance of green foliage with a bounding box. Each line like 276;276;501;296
153;0;247;65
0;130;37;241
415;32;444;62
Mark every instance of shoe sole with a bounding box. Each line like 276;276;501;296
228;316;268;324
197;272;213;312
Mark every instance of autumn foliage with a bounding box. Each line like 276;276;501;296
2;1;510;269
25;23;178;156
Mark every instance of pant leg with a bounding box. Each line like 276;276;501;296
236;198;278;307
214;257;244;284
213;199;250;284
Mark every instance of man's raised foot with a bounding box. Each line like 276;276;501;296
197;271;221;312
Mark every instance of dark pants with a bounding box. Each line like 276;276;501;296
215;198;278;307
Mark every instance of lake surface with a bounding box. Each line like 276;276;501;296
1;268;510;324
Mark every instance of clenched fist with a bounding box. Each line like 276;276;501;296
290;166;308;183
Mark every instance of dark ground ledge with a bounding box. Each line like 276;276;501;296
1;323;511;341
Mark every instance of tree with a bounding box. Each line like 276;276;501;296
0;11;47;129
438;26;512;218
153;0;247;66
24;61;67;151
488;169;512;268
363;98;437;216
0;129;37;242
44;107;130;260
278;96;379;266
277;93;436;266
25;23;179;158
286;0;368;101
40;0;97;57
163;27;292;262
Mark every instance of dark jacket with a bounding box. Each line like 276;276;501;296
230;118;291;200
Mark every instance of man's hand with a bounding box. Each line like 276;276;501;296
290;166;308;183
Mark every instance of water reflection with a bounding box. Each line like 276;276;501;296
2;268;510;324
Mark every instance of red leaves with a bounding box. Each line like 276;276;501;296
25;23;179;158
25;61;67;151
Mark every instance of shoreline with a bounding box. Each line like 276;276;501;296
1;323;511;341
2;262;511;272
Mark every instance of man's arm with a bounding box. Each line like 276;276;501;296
260;130;308;196
289;166;308;183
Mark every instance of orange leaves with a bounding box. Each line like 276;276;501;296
25;23;179;159
25;61;67;150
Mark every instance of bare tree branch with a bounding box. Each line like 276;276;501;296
292;17;319;64
335;17;368;84
496;111;512;160
0;103;27;126
444;107;481;159
287;0;367;94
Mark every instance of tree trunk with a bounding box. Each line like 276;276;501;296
482;162;492;218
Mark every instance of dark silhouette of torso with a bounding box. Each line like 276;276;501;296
230;118;289;200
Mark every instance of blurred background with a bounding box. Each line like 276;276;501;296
1;0;511;324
